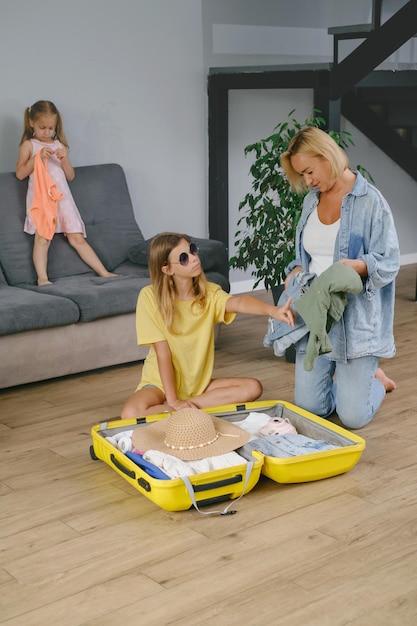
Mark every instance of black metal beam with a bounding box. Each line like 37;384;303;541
208;81;229;247
330;0;417;100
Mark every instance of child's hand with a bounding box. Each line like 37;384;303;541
41;147;55;161
55;146;68;161
167;398;199;411
272;297;295;327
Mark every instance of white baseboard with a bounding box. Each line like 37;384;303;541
230;279;265;295
400;252;417;265
230;254;417;295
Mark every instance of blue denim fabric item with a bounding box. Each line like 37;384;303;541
265;322;309;357
241;433;340;458
263;271;315;355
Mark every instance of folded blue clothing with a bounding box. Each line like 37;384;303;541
125;451;170;479
264;319;309;356
263;271;315;356
240;433;340;458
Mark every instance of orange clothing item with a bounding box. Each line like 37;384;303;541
29;151;63;240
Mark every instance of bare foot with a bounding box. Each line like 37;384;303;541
38;278;53;286
375;367;396;392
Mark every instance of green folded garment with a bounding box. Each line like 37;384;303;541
294;263;363;371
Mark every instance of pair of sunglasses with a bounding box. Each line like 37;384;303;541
170;242;199;266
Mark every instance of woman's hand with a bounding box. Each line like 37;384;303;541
338;258;368;277
284;266;302;290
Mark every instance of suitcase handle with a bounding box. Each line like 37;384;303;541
193;474;242;493
182;461;254;516
110;453;136;479
110;454;152;492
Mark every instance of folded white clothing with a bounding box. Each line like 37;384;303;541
233;411;271;440
143;449;247;479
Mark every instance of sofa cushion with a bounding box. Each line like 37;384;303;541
0;285;80;335
20;263;151;322
128;235;228;273
69;164;145;271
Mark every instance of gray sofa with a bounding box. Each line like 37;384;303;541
0;163;229;389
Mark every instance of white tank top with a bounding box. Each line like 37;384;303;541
303;208;340;276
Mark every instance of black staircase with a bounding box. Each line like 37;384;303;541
328;0;417;182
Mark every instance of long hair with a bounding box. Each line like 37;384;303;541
19;100;69;147
148;232;207;333
280;126;349;193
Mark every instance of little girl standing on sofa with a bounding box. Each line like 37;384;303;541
16;100;117;285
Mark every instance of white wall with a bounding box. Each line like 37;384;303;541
202;0;416;68
0;0;208;239
228;89;314;289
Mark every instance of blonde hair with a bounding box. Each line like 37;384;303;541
280;126;349;193
19;100;69;147
149;232;207;333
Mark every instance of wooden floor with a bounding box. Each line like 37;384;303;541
0;264;416;626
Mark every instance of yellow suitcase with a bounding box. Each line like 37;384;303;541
90;400;365;512
90;411;263;513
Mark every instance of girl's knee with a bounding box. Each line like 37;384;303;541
120;402;136;420
121;394;144;420
244;378;263;401
67;233;85;247
34;235;50;248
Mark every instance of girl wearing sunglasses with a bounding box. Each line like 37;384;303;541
121;232;294;418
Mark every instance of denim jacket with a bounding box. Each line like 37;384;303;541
286;171;400;361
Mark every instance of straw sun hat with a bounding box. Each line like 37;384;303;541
131;407;250;461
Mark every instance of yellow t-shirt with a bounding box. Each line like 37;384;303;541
136;282;235;399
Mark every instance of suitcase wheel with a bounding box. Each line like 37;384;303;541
90;445;99;461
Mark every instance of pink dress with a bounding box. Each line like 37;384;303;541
24;139;86;236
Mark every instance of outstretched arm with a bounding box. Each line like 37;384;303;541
226;294;295;326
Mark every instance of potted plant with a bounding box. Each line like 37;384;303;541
229;109;369;303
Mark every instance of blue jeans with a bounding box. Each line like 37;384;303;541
294;342;386;429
